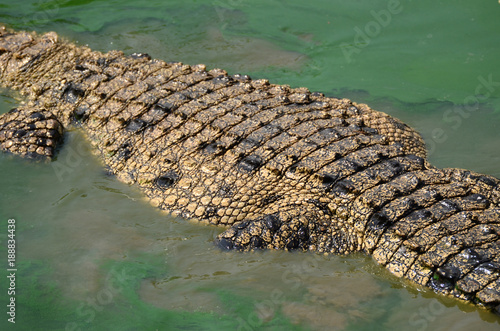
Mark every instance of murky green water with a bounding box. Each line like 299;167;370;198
1;0;500;330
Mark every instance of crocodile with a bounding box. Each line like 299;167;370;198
1;27;499;314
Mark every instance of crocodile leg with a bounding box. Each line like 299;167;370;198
216;162;500;310
216;213;312;251
216;205;357;254
0;105;63;159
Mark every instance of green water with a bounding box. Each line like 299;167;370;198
1;0;500;330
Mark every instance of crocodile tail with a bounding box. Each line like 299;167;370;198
360;167;500;312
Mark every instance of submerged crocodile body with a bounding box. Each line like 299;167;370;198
1;27;500;313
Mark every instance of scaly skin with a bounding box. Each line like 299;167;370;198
1;27;499;313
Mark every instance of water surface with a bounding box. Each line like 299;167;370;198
1;1;500;330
